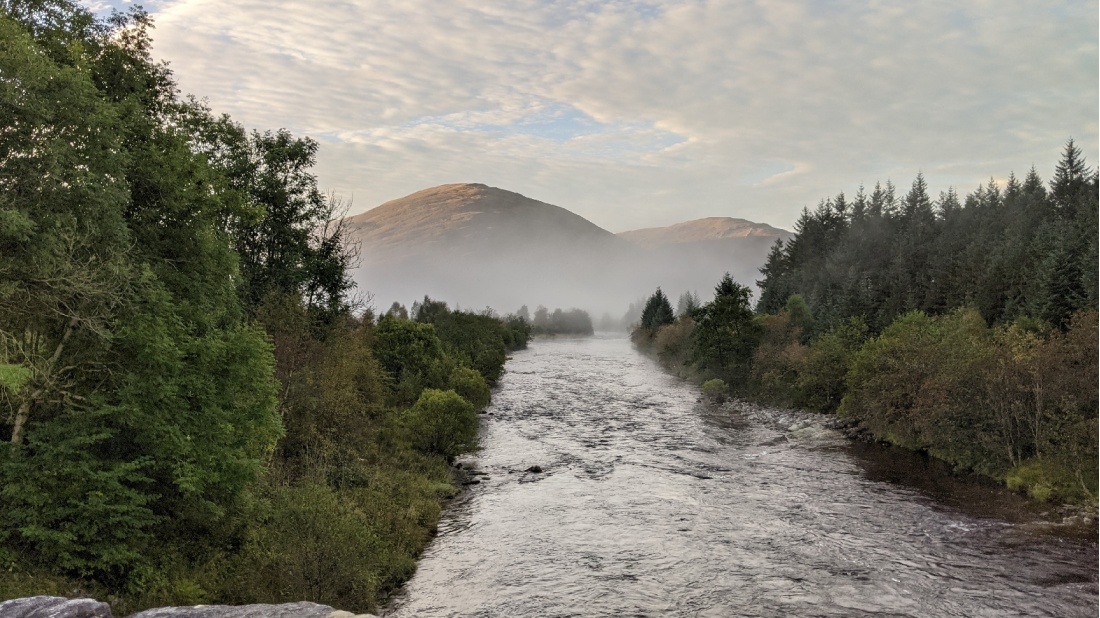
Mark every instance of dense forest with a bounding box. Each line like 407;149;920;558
0;1;527;613
634;143;1098;505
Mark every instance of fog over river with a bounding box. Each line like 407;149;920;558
386;335;1097;617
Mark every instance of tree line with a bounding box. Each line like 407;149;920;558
0;1;526;612
633;142;1098;505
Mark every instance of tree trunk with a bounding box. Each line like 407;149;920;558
10;317;78;445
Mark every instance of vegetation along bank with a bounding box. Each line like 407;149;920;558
633;143;1098;508
0;2;530;614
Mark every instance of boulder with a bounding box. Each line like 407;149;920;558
0;596;113;618
126;602;341;618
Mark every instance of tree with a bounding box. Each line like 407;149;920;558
404;389;478;461
692;274;760;388
385;302;409;320
676;291;700;318
1;5;282;580
373;316;447;405
1051;138;1090;212
192;119;358;324
640;288;674;331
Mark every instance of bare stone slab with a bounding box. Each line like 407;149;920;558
0;596;113;618
125;603;337;618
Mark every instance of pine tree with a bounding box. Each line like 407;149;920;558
1051;138;1090;211
640;288;675;331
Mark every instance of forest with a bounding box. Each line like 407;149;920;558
527;306;595;336
0;2;527;613
634;142;1098;505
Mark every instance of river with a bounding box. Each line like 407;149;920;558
386;335;1097;617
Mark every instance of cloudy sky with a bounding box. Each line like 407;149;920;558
86;1;1097;231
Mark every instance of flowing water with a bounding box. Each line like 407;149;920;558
386;335;1097;617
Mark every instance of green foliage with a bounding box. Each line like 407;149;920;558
747;311;806;407
428;309;508;384
1004;454;1094;505
232;483;383;610
450;366;491;409
691;273;761;389
195;122;358;324
701;379;728;402
0;364;32;393
500;313;532;351
373;316;448;405
404;389;479;461
640;288;675;331
794;318;868;413
756;142;1098;332
840;310;989;455
0;1;506;607
0;412;157;581
0;4;283;585
837;308;1097;500
743;145;1097;503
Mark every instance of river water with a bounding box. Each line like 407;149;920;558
386;335;1097;617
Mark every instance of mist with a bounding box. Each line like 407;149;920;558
347;184;788;326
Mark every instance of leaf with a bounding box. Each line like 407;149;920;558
0;363;32;393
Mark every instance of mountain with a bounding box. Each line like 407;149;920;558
346;184;790;320
346;184;638;315
615;218;794;307
345;183;628;262
618;217;791;249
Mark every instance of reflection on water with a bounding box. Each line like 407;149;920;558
386;335;1098;617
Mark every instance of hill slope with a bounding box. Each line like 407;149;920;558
346;184;790;320
347;184;636;314
346;183;627;262
618;217;791;249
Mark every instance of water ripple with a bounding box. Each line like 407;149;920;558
387;335;1097;617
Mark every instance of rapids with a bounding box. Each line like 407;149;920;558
387;335;1097;617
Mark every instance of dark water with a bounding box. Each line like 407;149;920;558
386;335;1098;617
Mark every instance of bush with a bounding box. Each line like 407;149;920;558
231;483;382;611
404;389;479;461
702;379;729;402
450;366;491;409
794;317;868;413
653;318;695;377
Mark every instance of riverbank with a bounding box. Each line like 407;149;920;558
710;396;1098;538
631;321;1099;517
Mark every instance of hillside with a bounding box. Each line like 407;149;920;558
618;217;791;249
346;184;790;319
346;183;627;262
346;184;637;314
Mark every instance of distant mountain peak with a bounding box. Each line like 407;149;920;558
618;217;790;249
344;183;626;260
345;185;790;315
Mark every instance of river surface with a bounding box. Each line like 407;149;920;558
387;335;1098;617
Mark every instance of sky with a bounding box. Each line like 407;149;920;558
85;0;1098;232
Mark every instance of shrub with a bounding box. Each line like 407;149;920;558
231;483;382;611
702;379;729;402
404;389;479;461
794;317;868;413
450;366;491;409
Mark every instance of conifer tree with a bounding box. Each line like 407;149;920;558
640;288;675;331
